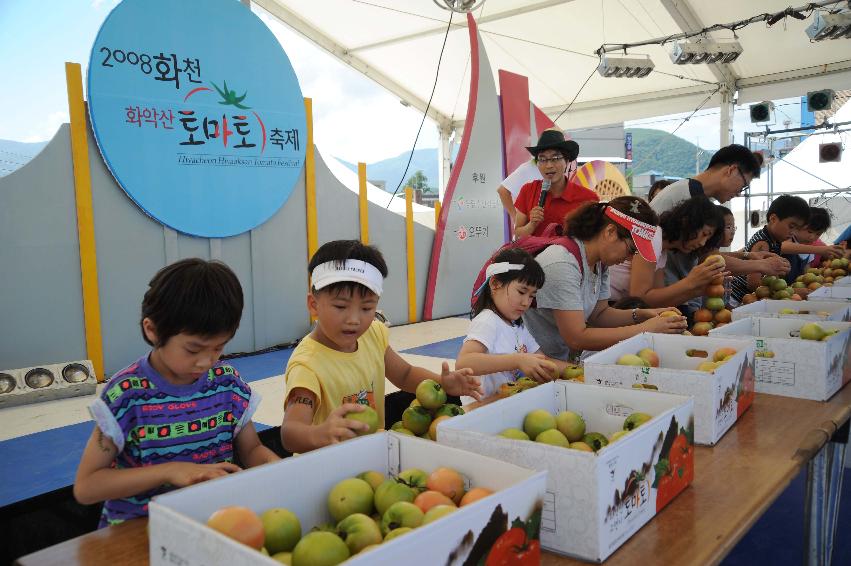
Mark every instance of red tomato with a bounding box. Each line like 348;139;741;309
485;527;541;566
656;474;674;511
669;434;688;465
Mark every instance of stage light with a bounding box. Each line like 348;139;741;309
25;368;54;389
749;101;774;123
819;142;843;163
669;41;742;65
0;373;15;394
62;363;91;383
432;0;485;13
597;55;654;78
750;210;768;228
807;89;835;112
805;11;851;41
0;359;97;408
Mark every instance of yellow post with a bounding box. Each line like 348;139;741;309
358;162;369;244
304;98;318;324
304;98;318;261
405;187;417;323
65;62;105;382
434;201;441;229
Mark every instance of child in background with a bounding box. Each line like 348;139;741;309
281;240;482;453
456;248;568;398
718;206;736;248
74;259;279;527
730;195;809;302
782;207;843;274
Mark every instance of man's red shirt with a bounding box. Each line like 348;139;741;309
514;177;600;236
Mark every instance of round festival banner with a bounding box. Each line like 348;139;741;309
88;0;306;238
574;160;631;200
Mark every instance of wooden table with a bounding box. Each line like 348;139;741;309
16;388;851;566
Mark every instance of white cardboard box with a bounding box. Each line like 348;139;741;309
149;432;546;566
832;276;851;286
731;299;851;322
582;333;755;446
437;381;695;562
809;285;851;302
709;317;851;401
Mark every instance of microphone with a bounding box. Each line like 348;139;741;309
538;179;551;208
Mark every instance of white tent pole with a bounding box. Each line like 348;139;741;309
438;125;452;202
720;83;734;147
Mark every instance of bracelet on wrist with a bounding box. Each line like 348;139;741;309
631;308;639;323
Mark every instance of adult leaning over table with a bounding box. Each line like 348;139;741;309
522;196;687;361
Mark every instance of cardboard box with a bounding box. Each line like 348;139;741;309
149;432;546;566
832;276;851;286
437;381;695;562
731;299;851;322
809;285;851;302
709;317;851;401
582;333;754;446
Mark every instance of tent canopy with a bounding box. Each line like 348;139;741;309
255;0;851;133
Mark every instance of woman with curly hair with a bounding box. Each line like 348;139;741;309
608;196;727;308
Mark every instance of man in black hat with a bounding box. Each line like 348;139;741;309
514;130;599;237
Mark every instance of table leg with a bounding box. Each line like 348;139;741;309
804;419;849;566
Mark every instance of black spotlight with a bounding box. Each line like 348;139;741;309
750;102;773;123
807;89;835;112
819;142;843;163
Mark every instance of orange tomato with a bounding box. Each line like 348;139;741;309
414;490;456;513
426;467;466;504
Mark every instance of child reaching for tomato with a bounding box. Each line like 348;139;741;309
457;248;569;398
281;240;483;453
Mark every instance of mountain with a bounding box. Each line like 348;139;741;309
626;128;711;178
0;139;48;177
339;129;709;193
337;148;441;193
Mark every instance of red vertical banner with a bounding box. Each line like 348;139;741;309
533;105;556;137
497;70;532;177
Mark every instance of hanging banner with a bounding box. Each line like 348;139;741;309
88;0;306;238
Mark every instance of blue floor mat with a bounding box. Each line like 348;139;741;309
0;421;92;507
721;466;851;565
401;336;465;359
226;347;294;382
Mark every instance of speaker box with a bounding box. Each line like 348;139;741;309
0;360;97;409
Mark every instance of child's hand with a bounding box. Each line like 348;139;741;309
314;403;371;446
165;462;241;488
757;255;791;276
517;353;558;383
439;362;483;400
822;245;845;260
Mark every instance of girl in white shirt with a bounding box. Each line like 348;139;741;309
457;248;568;397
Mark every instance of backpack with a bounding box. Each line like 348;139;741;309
470;223;600;310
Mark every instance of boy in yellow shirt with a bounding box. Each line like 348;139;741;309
281;240;483;453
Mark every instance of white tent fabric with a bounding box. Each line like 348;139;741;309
255;0;851;131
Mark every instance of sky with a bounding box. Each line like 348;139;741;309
0;0;802;162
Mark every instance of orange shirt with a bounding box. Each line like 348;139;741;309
514;177;599;236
